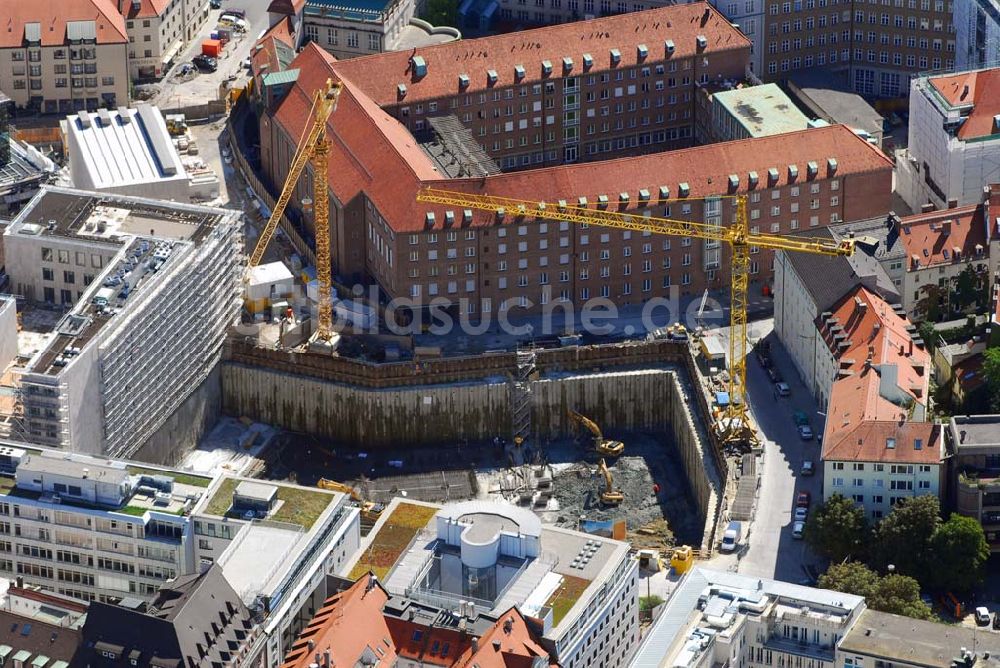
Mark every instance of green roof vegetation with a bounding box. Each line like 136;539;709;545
270;485;335;530
118;505;149;516
349;502;438;580
545;575;591;627
127;466;212;488
203;478;239;517
0;476;15;494
202;477;334;530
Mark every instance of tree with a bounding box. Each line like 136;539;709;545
984;347;1000;413
803;494;869;563
818;562;931;620
818;561;879;595
916;283;945;322
873;495;941;582
952;265;988;314
928;513;989;593
869;574;933;619
917;321;938;353
422;0;458;26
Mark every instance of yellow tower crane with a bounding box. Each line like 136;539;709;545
248;79;342;343
415;188;855;447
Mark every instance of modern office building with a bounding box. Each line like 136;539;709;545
255;19;891;319
3;187;241;457
0;443;362;668
897;66;1000;212
119;0;211;80
0;0;130;115
759;0;955;99
342;499;638;668
631;567;867;668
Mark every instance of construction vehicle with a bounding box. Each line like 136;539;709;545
248;79;342;347
598;458;624;505
669;545;695;575
415;189;854;448
568;408;624;457
317;478;384;519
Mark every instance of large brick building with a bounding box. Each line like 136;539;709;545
755;0;956;98
255;4;893;320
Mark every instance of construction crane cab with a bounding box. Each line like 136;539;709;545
317;478;384;519
568;408;624;457
598;458;624;506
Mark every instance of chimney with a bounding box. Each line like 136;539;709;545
472;638;480;653
921;202;936;213
323;649;331;668
948;198;959;209
908;339;913;356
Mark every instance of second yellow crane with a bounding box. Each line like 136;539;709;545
416;188;854;447
247;78;342;344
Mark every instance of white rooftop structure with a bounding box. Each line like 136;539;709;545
632;567;867;668
62;104;217;202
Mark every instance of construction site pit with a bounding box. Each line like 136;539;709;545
264;431;703;552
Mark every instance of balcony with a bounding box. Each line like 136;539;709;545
762;637;835;663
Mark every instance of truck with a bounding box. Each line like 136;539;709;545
719;521;742;553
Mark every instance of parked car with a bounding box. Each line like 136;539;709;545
210;0;221;7
796;491;811;508
193;55;218;72
798;425;813;440
801;460;815;476
794;506;808;522
792;521;805;539
975;606;991;626
776;382;790;397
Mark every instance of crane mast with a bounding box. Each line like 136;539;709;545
416;187;854;448
248;79;342;342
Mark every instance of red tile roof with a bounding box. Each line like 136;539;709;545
280;574;555;668
117;0;170;19
898;202;987;270
330;3;750;106
0;0;128;47
252;17;295;76
929;68;1000;140
820;286;937;463
822;419;941;465
274;46;892;234
267;0;306;15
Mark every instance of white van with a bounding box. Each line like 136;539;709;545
720;521;742;553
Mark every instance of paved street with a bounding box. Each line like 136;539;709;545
150;0;271;109
710;318;825;584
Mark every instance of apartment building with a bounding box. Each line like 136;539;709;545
774;222;900;406
953;0;1000;69
708;0;767;74
0;1;129;115
894;191;1000;321
4;187;241;457
816;286;943;521
897;66;1000;212
947;415;1000;553
279;573;557;668
119;0;212;80
758;0;955;98
632;567;867;668
258;34;892;319
342;499;639;668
